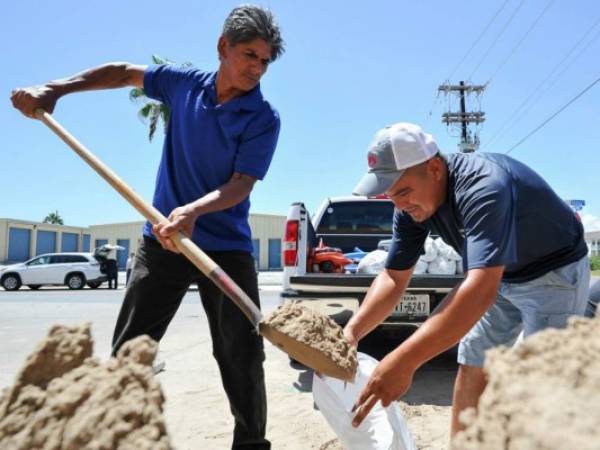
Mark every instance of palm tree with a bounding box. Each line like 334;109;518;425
129;55;192;142
43;210;64;225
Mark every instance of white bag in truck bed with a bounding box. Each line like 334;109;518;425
357;250;388;274
427;256;457;275
434;237;462;261
420;237;438;262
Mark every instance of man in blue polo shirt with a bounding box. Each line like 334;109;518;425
345;123;590;439
12;5;284;448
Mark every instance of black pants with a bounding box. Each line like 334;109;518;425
112;237;269;450
108;273;118;289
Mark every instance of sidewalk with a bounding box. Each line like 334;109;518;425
0;269;282;291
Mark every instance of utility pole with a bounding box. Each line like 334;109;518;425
438;81;486;152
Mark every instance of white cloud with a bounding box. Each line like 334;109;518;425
581;213;600;232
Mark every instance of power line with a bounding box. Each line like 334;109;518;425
486;0;554;84
483;17;600;150
446;0;511;82
427;0;510;122
469;0;526;80
506;74;600;154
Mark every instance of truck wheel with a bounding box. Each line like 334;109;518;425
2;274;21;291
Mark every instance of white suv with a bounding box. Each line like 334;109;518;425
0;250;108;291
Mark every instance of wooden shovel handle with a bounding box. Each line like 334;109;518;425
34;109;263;327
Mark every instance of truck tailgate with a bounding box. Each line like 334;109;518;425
289;273;461;293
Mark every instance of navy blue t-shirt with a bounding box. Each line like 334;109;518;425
386;153;587;283
142;65;280;252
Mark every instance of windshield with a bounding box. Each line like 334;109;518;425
316;201;395;235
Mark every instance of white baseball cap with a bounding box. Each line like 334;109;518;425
353;122;440;196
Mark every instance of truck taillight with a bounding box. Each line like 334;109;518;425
283;220;299;266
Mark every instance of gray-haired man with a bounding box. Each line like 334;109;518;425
12;5;284;448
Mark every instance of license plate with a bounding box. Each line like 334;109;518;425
394;294;430;316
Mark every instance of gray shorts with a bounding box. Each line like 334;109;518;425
457;256;590;367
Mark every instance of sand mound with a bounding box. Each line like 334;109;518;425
452;315;600;450
0;323;171;450
264;303;358;376
319;438;343;449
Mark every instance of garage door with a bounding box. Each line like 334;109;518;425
117;239;130;269
82;234;91;252
36;230;57;255
8;227;31;262
61;232;79;252
268;238;282;269
95;239;108;250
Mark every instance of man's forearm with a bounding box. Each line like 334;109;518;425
11;63;145;118
189;173;255;216
346;268;412;341
47;63;145;97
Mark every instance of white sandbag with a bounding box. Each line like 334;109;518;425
357;250;388;275
456;261;464;275
434;237;462;261
413;259;428;274
420;237;438;262
427;256;456;275
313;352;416;450
377;239;393;251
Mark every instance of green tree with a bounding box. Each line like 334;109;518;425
129;55;192;141
43;210;64;225
590;255;600;271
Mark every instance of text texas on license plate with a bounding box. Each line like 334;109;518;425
395;293;430;316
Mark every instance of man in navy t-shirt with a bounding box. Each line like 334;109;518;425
345;123;590;439
12;5;284;449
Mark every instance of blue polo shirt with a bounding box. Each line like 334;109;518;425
386;152;588;283
141;65;280;252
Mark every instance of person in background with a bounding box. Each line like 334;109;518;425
106;257;118;289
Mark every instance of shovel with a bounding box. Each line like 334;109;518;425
33;109;355;382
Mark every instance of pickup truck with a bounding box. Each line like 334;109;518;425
281;196;463;335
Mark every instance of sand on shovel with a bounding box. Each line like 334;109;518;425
262;303;358;381
452;314;600;450
0;323;171;450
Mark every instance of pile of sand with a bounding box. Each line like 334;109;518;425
452;315;600;450
0;323;171;450
264;303;358;377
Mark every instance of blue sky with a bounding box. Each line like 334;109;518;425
2;0;599;230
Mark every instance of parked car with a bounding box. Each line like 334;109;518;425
0;247;111;291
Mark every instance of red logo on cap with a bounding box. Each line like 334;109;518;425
368;155;377;167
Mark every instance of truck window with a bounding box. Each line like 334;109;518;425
316;201;395;235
